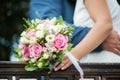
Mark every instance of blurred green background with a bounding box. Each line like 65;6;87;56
0;0;29;61
0;0;120;61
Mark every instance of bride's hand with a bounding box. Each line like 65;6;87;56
54;55;72;71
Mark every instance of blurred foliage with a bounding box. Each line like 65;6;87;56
0;0;29;61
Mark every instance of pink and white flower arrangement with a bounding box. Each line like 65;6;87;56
16;17;74;72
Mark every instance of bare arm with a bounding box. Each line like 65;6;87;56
72;0;113;59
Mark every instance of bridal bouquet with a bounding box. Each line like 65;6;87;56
16;17;74;72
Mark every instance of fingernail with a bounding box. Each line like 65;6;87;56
61;67;64;70
54;68;58;71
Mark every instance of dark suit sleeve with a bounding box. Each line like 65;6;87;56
29;0;103;52
29;0;62;19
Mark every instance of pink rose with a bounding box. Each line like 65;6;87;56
27;29;36;38
29;43;43;58
19;44;30;57
53;33;68;50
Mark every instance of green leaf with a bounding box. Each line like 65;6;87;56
14;48;20;53
48;64;54;72
25;65;38;71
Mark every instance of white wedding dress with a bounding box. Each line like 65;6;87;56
74;0;120;63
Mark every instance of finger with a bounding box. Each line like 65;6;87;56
54;62;60;67
113;48;120;55
60;57;70;68
54;62;61;71
115;41;120;52
119;35;120;41
54;55;73;71
116;44;120;50
54;63;64;71
54;56;68;71
61;61;72;70
61;56;72;70
117;42;120;49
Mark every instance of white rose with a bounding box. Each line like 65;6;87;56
52;25;60;33
36;24;45;30
29;38;37;44
57;24;67;31
36;30;44;38
21;31;27;37
20;37;29;44
50;17;57;24
43;53;49;59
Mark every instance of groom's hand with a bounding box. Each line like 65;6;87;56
102;30;120;55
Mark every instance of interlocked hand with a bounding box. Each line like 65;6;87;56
102;30;120;55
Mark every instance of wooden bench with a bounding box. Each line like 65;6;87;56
0;61;120;80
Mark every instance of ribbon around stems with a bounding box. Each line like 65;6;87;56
66;52;84;80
